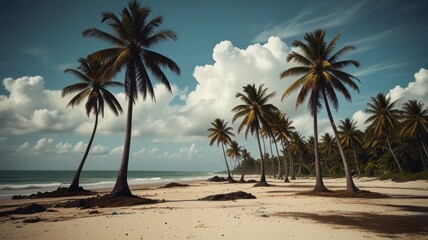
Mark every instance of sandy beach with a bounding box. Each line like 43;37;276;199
0;176;427;240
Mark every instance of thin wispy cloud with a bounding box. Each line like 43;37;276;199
347;27;406;53
353;62;407;77
21;47;51;62
253;1;368;42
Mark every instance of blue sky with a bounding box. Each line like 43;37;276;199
0;0;427;171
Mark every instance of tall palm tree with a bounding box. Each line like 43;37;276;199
83;1;180;197
232;84;278;186
280;29;360;192
62;57;123;191
365;93;403;173
400;100;428;161
227;140;246;182
338;118;363;175
208;118;236;182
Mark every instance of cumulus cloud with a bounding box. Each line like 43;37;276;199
389;68;428;103
0;76;81;135
352;68;428;130
1;37;340;144
15;137;111;156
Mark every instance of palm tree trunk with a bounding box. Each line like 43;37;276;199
419;135;428;162
222;143;235;182
418;147;427;169
287;140;296;180
353;147;361;175
323;93;358;192
268;136;276;178
313;111;328;192
254;128;268;186
386;136;404;174
68;113;99;191
111;91;133;197
297;153;302;175
273;137;282;180
324;158;332;175
281;139;290;182
236;157;245;182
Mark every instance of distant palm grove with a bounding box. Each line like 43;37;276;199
62;1;427;198
208;30;428;193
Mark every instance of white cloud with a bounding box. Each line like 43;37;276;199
0;37;320;145
0;76;81;135
388;68;428;103
14;138;111;156
111;146;124;155
92;145;110;155
352;68;428;130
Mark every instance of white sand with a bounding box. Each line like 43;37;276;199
0;177;427;240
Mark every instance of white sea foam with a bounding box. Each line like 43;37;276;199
0;182;63;190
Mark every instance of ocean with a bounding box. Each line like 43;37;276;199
0;170;217;199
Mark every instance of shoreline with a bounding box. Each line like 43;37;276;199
1;177;427;239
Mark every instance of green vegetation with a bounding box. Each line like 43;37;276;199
208;29;427;193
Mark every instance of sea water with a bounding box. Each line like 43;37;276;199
0;170;216;199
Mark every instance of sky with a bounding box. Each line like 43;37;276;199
0;0;427;171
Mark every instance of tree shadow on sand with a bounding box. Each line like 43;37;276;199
12;187;95;200
296;190;389;199
274;210;428;235
55;194;160;209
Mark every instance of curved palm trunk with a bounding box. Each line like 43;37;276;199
111;91;133;197
286;140;296;180
236;157;245;182
273;136;282;180
221;143;235;183
68;113;99;191
386;136;403;174
353;147;361;175
281;139;290;182
268;136;276;178
323;93;358;193
418;147;427;169
313;111;328;192
255;129;268;186
418;134;428;162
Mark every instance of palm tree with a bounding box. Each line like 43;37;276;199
290;132;311;175
338;118;363;175
320;133;337;174
400;100;428;162
273;112;296;181
240;148;253;173
280;29;360;192
62;57;123;191
83;1;180;197
365;93;403;173
232;84;278;186
208;118;236;182
227;140;245;182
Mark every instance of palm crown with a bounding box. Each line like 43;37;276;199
365;93;401;137
232;84;278;138
208;118;235;147
62;57;123;117
83;0;181;102
280;29;360;115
